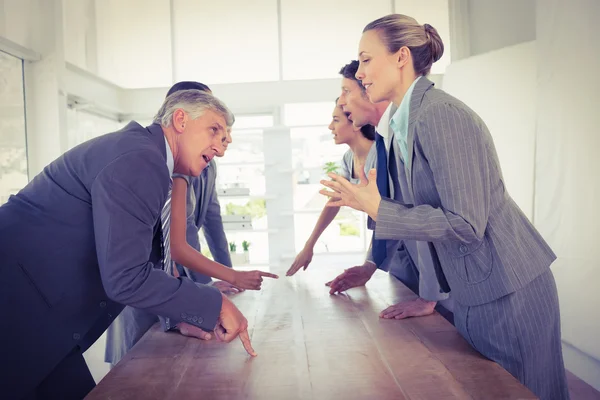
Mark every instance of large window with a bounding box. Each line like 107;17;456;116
0;51;28;205
211;116;275;266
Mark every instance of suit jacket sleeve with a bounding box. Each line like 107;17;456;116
178;177;212;285
375;102;490;244
91;150;222;331
202;170;232;268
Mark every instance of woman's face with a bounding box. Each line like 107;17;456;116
355;29;402;104
328;104;359;145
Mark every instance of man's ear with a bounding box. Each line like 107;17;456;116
172;109;187;133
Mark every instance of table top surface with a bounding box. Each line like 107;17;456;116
86;266;536;400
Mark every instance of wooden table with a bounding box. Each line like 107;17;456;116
86;267;536;399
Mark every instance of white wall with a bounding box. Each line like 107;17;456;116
442;41;536;220
95;0;172;88
467;0;535;56
395;0;452;74
534;0;600;390
63;0;97;73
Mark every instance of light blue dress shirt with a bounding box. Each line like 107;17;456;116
389;76;422;165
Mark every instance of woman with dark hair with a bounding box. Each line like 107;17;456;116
287;99;376;276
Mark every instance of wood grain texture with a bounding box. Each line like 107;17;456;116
86;267;536;400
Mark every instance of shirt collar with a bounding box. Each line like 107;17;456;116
376;102;394;139
389;76;422;138
164;136;174;178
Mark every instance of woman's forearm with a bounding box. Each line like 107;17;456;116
171;243;236;283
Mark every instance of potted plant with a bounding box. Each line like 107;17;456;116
241;240;251;264
229;241;245;265
322;162;340;193
323;161;339;175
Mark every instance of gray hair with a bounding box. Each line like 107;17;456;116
153;89;235;128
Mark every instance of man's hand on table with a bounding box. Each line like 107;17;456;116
379;298;436;319
176;284;250;343
177;322;213;340
213;280;245;294
326;262;377;295
214;294;257;357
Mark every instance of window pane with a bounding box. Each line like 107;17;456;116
219;128;265;164
95;0;172;88
216;129;266;194
173;0;279;84
284;102;335;127
294;210;367;254
66;109;123;150
290;125;367;253
291;126;347;182
221;231;270;266
217;164;266;196
233;115;274;130
394;0;451;74
281;0;392;80
0;51;27;205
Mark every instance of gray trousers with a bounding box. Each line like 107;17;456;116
104;306;157;366
454;269;569;400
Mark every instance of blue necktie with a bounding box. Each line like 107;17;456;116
372;134;388;266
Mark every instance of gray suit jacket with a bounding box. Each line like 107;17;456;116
365;106;447;302
179;161;232;284
374;78;555;306
0;121;222;398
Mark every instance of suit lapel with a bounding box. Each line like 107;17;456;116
406;77;435;195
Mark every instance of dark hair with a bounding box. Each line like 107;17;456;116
339;60;366;93
364;14;444;76
360;124;376;141
166;81;212;98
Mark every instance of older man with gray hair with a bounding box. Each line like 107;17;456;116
0;88;254;400
105;82;246;367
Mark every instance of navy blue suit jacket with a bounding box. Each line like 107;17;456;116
0;122;222;398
